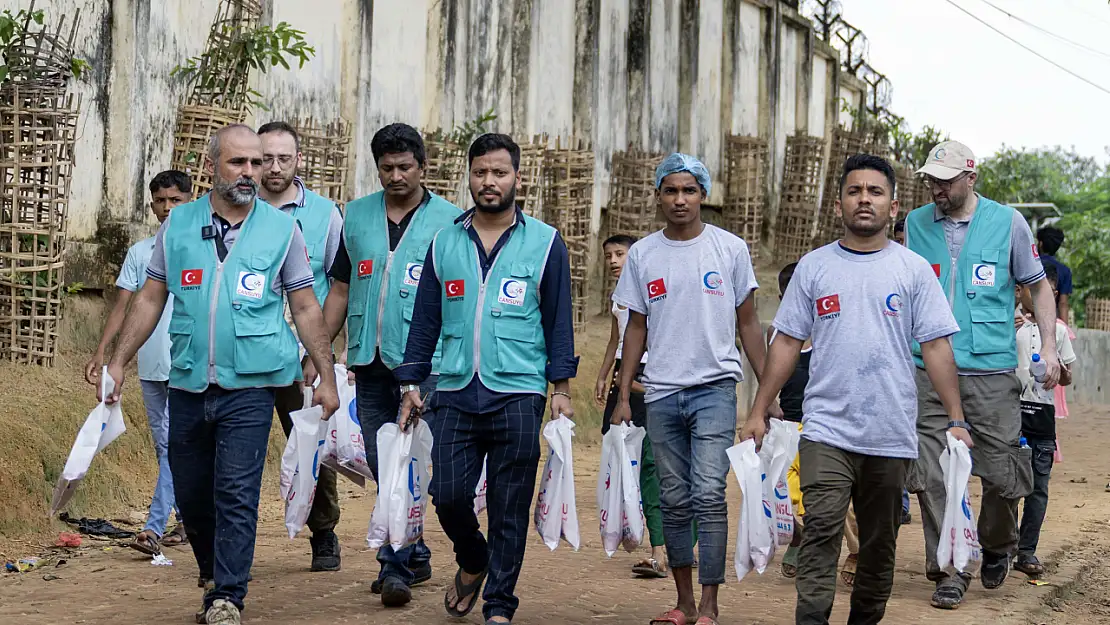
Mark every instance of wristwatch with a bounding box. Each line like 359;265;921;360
400;384;420;395
947;420;971;431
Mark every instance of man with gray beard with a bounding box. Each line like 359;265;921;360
102;124;341;625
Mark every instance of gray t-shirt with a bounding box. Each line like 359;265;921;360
772;242;960;458
612;224;759;403
906;196;1045;376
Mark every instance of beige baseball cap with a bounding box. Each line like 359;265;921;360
916;140;977;180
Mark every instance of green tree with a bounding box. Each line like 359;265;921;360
977;146;1104;209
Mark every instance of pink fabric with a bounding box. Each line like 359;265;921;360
1054;319;1075;418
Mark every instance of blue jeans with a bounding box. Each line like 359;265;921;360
1018;439;1056;556
902;490;911;516
645;379;737;586
169;386;275;611
139;380;180;537
355;365;437;584
428;394;546;622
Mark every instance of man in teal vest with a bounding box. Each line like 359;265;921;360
305;123;461;607
100;124;340;625
257;121;346;572
396;133;578;625
906;140;1061;611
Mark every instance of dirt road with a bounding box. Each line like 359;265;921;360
3;405;1109;625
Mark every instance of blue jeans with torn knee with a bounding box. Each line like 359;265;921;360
645;379;737;586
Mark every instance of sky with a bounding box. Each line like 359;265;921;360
839;0;1110;162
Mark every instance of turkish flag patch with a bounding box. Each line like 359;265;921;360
816;294;841;317
931;263;942;278
445;279;465;299
647;278;667;302
357;259;373;278
181;269;203;286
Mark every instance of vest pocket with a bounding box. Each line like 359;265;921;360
968;306;1011;355
231;315;284;374
347;312;364;349
440;321;469;375
493;322;540;375
168;317;195;370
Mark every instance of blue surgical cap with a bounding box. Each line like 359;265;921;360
654;153;711;197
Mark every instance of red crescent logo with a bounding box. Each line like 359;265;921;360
357;260;373;278
816;294;840;316
647;278;667;298
181;269;203;286
445;279;465;298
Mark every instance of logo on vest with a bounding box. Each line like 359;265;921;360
971;263;996;287
445;279;465;300
181;269;204;291
497;278;527;306
816;294;841;319
403;263;422;287
883;293;902;318
236;271;266;300
647;278;667;303
357;260;373;279
702;271;725;296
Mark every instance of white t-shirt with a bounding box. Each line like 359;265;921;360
612;224;759;403
1015;316;1077;405
612;301;649;364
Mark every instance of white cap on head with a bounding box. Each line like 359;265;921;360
916;140;977;180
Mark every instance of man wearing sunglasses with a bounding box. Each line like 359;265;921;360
904;141;1061;610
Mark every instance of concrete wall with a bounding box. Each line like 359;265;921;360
30;0;859;286
1070;330;1110;406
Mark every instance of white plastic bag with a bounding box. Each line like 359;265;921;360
309;372;366;488
758;419;800;546
729;439;774;581
937;432;981;575
596;423;645;556
533;416;580;551
474;457;488;515
333;365;373;481
49;369;127;516
279;405;325;538
367;421;433;552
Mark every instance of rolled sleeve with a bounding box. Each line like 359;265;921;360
396;246;442;384
116;247;141;292
540;232;579;382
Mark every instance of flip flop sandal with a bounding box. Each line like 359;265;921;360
444;566;487;618
128;531;161;556
1013;557;1046;577
162;525;189;547
650;609;689;625
840;554;858;587
632;558;667;578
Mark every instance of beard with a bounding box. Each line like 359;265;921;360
843;208;889;238
214;175;259;205
472;186;516;214
262;170;295;195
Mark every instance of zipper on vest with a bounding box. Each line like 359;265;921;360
471;232;509;380
948;257;957;310
209;260;225;376
375;250;394;349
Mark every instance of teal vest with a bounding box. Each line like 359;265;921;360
344;190;462;369
287;187;337;306
432;213;557;394
907;196;1017;371
163;196;302;392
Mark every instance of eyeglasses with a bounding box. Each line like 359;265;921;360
262;155;295;167
925;171;970;190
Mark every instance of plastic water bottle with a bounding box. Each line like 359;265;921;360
1029;354;1054;403
1019;436;1030;449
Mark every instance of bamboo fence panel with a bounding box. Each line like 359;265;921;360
722;135;768;260
543;137;593;333
775;134;826;263
294;117;351;206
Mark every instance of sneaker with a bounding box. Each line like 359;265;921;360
980;551;1012;589
900;510;912;525
204;599;240;625
371;563;432;594
309;530;341;572
195;578;215;624
380;575;412;607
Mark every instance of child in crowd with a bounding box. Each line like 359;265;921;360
773;263;860;586
595;234;669;578
85;170;192;554
1013;263;1076;577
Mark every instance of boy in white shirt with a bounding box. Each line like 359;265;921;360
1013;263;1076;578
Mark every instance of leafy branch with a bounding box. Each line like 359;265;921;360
171;21;315;111
0;8;91;83
428;108;499;147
